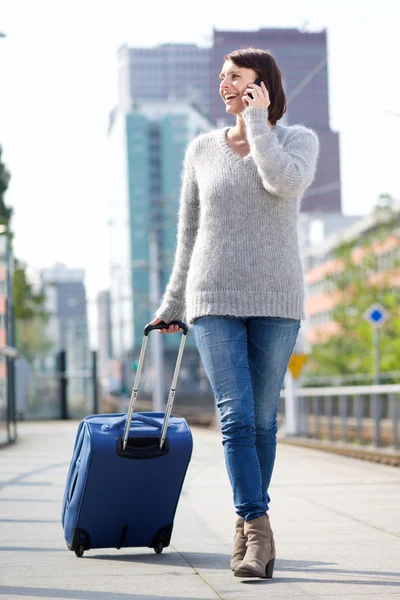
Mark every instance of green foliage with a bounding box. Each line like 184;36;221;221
306;194;400;382
0;145;13;226
15;317;54;363
13;260;53;361
0;144;52;361
13;261;47;319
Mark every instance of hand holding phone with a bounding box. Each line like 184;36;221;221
244;78;271;111
247;78;262;100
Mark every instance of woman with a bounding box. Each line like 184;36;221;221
150;47;319;579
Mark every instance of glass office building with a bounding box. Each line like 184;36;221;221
107;101;214;364
118;44;211;118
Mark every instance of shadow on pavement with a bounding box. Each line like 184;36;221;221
0;498;60;502
0;546;65;552
0;518;60;523
85;550;230;569
240;576;400;587
0;588;205;600
236;558;400;586
85;553;400;584
278;558;400;580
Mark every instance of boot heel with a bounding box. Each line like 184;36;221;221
265;557;275;578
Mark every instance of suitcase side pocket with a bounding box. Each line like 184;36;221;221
61;423;86;526
68;459;80;502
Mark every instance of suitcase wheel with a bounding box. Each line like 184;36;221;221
75;545;85;558
154;542;163;554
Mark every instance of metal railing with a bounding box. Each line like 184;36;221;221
18;350;99;422
280;384;400;448
0;345;18;445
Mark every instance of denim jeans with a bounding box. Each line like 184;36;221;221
193;315;300;522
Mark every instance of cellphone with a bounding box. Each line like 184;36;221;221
248;78;262;100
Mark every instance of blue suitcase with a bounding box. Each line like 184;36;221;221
61;320;193;557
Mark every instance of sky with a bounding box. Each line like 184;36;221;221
0;0;400;344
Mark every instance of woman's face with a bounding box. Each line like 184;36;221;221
219;60;259;115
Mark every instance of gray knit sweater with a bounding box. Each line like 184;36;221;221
155;106;319;327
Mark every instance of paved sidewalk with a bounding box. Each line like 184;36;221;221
0;420;400;600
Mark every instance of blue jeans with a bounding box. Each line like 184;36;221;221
193;315;300;522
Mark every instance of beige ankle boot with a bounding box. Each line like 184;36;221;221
230;516;247;571
234;514;276;579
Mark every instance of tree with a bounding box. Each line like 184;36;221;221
1;144;52;361
306;195;400;383
0;145;13;227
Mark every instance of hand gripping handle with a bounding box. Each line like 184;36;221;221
122;320;188;451
144;320;188;336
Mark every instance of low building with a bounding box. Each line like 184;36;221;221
303;205;400;346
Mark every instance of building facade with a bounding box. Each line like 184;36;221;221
303;209;400;346
41;263;89;357
38;263;91;415
108;101;214;362
117;43;211;118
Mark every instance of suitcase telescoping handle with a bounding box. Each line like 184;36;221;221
122;320;189;452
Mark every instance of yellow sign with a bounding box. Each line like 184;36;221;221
288;354;308;379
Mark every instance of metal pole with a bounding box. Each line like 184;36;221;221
6;356;12;442
92;350;98;414
373;393;381;447
389;394;398;449
284;371;300;435
373;326;381;385
327;396;334;441
149;228;164;412
57;350;68;419
340;395;347;443
5;235;16;441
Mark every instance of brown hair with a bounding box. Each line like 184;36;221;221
223;47;286;126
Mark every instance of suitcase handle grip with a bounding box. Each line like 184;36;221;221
122;321;188;452
116;413;162;430
144;320;188;336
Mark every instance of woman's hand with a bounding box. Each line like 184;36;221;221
149;317;182;334
242;81;271;110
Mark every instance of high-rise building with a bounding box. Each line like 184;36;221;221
117;43;211;117
107;101;214;361
40;263;91;414
118;29;341;213
211;28;341;213
41;263;88;355
40;263;90;378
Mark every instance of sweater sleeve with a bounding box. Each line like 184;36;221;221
154;143;199;324
242;106;320;199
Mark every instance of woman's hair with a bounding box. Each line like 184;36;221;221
223;47;287;126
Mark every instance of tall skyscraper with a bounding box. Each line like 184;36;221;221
108;100;214;359
118;43;211;117
118;28;341;213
